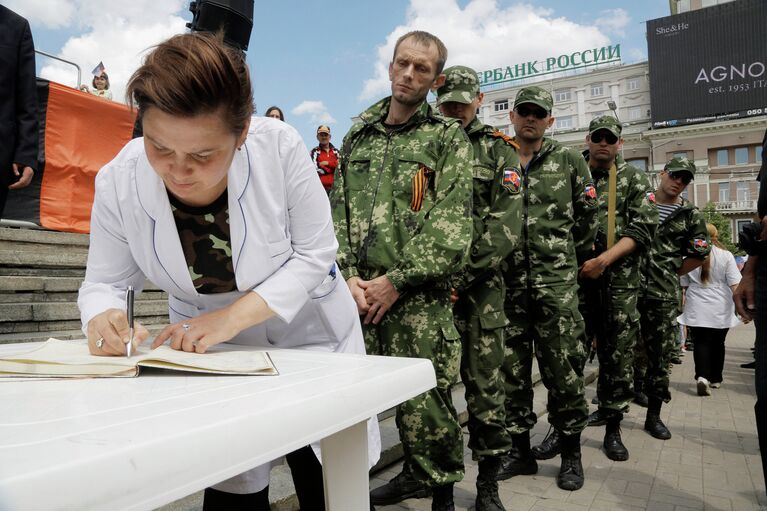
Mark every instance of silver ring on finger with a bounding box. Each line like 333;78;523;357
96;337;104;349
182;323;191;332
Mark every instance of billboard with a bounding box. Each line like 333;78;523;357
647;0;767;129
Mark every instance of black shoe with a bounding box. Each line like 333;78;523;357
557;433;584;491
603;420;629;461
587;409;609;427
476;479;506;511
431;483;454;511
644;413;672;440
670;356;682;365
633;391;649;407
741;360;757;369
531;427;561;460
496;450;538;480
370;471;431;506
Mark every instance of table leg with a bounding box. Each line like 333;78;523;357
320;420;369;510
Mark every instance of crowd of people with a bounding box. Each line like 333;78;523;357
2;6;764;509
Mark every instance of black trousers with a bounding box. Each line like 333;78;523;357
755;260;767;491
202;445;326;511
689;326;729;384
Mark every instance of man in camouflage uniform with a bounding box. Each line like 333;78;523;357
532;116;657;462
330;31;472;511
436;65;524;511
501;86;598;491
639;156;710;440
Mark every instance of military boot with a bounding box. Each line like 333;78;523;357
603;418;629;461
586;408;609;427
496;432;538;479
431;483;454;511
370;470;431;505
644;397;671;440
556;433;584;491
531;427;561;460
476;478;506;511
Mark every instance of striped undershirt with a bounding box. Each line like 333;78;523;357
657;202;681;223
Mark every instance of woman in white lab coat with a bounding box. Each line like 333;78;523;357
77;32;378;510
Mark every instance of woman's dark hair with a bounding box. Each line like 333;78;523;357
264;106;284;121
92;72;110;90
126;32;253;135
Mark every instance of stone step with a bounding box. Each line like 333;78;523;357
0;276;164;293
0;226;89;246
0;316;169;338
0;299;169;323
0;247;88;268
0;322;169;345
0;290;168;304
0;267;86;277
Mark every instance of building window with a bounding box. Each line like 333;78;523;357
495;126;509;135
718;184;730;202
736;219;751;242
590;83;603;97
757;145;763;163
628;106;642;120
554;89;571;102
716;149;728;167
592;111;606;119
555;116;574;130
626;158;648;171
735;147;748;164
737;181;751;201
494;99;509;112
627;78;640;91
673;151;689;160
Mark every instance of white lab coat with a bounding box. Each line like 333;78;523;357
78;117;380;493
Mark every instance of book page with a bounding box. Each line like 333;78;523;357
0;339;277;377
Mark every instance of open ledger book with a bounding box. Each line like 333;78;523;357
0;338;278;378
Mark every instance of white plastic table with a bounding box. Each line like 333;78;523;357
0;343;436;511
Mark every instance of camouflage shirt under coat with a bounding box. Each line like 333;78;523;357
331;97;473;291
504;137;598;289
640;198;710;301
452;117;523;300
587;153;658;290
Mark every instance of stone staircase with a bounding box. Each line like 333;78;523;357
0;227;168;344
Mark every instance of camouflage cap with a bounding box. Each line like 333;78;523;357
588;115;622;137
664;156;696;177
513;86;553;112
436;65;480;105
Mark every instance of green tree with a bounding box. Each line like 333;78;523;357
701;202;743;255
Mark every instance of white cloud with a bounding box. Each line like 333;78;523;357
291;101;337;125
9;1;188;104
360;0;614;101
595;8;631;35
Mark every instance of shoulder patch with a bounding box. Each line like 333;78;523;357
692;238;709;254
646;191;656;204
491;131;520;150
502;168;522;194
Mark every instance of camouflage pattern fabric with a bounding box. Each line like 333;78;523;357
639;198;710;402
453;117;523;459
169;190;236;294
640;199;710;301
501;136;597;435
638;297;680;402
364;290;464;486
584;155;657;417
331;96;473;485
502;286;588;435
436;65;480;106
588;115;622;137
513;86;554;112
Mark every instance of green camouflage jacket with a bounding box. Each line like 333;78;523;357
453;117;523;313
587;153;658;290
330;97;473;292
640;198;710;301
504;137;598;290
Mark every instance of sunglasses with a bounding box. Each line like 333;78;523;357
590;132;619;145
515;105;548;119
667;171;692;185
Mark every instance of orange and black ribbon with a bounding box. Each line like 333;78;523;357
410;164;433;212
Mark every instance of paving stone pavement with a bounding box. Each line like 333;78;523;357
372;323;766;511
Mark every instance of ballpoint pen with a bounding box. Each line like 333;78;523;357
126;285;134;359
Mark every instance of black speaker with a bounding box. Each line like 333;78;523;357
187;0;254;51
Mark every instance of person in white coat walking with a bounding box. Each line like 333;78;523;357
77;32;378;510
678;223;743;396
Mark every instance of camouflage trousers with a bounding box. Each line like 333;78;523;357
454;297;511;459
503;285;589;435
363;289;464;486
587;288;641;418
638;296;680;403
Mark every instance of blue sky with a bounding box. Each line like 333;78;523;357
7;0;670;148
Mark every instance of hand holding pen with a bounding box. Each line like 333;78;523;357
126;286;134;358
86;288;150;356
